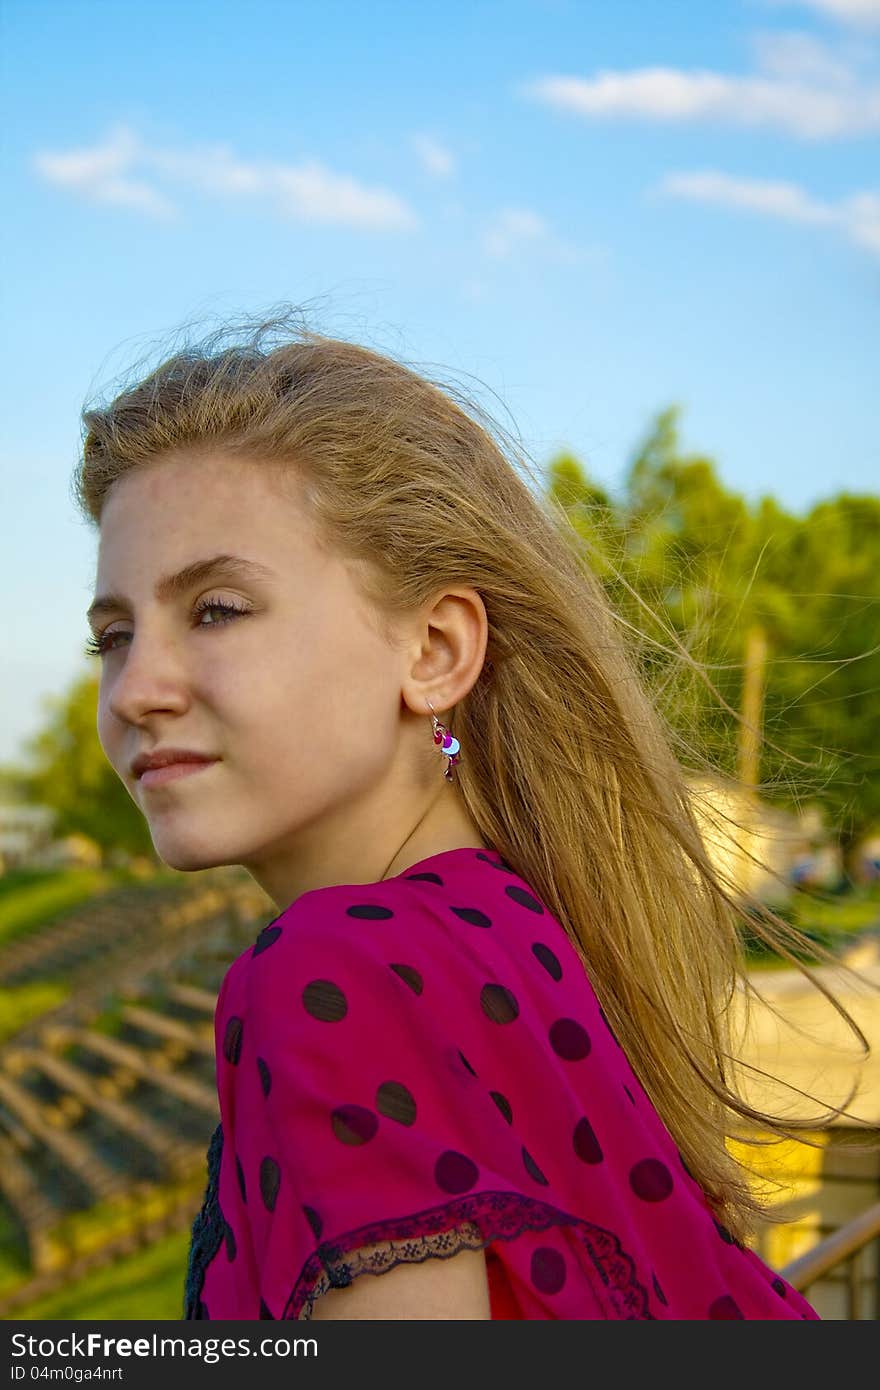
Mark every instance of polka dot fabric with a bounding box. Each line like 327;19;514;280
183;846;819;1320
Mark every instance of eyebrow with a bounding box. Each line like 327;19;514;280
86;554;276;626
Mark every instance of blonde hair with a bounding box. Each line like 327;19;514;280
72;306;875;1245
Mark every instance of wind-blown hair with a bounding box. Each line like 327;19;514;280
72;305;873;1245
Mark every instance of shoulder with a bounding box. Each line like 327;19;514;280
241;874;466;1039
244;859;511;991
226;849;611;1072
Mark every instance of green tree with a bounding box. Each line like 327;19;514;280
754;494;880;866
545;411;879;865
6;672;157;866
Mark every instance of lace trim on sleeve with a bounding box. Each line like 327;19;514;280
283;1190;651;1320
183;1122;228;1319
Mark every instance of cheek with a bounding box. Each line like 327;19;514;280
246;661;394;783
95;695;118;762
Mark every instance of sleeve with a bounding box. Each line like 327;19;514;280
241;885;566;1320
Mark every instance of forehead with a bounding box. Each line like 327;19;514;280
89;450;390;634
96;452;309;569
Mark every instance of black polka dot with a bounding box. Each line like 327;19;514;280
404;870;444;884
302;979;348;1021
623;1085;635;1105
346;902;394;919
530;1246;566;1294
235;1154;246;1204
435;1150;479;1194
476;850;515;875
505;884;544;913
260;1157;281;1212
652;1271;668;1306
257;1056;272;1097
376;1080;416;1126
451;905;492;928
573;1116;603;1165
389;963;423;994
771;1277;787;1298
522;1146;549;1185
531;942;562;980
224;1221;236;1261
331;1104;379;1145
490;1090;513;1124
253;925;282;956
303;1205;323;1240
459;1050;478;1076
714;1219;735;1245
259;1297;274;1319
709;1294;744;1319
629;1158;673;1202
222;1016;243;1065
549;1018;591;1060
480;983;519;1023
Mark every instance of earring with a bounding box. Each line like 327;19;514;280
426;699;461;782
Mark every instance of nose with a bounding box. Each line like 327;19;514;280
105;630;192;728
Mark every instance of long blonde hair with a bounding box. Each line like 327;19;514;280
72;306;874;1244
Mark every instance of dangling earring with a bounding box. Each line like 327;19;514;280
426;699;461;782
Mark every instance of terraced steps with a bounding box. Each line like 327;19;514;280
117;1004;215;1056
0;881;195;987
47;1026;218;1114
0;868;275;1306
5;1048;194;1176
0;1071;122;1203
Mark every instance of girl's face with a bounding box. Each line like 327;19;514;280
90;451;456;908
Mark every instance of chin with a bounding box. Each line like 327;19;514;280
149;838;237;874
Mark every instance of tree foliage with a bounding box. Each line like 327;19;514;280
547;406;879;851
4;673;156;865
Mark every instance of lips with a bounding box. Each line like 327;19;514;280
131;748;218;779
138;759;218;790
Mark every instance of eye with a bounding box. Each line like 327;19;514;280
84;597;250;658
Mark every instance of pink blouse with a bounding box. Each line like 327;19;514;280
183;845;819;1320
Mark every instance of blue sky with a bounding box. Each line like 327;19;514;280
1;0;878;765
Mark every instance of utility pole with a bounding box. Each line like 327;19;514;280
738;623;767;793
737;622;767;898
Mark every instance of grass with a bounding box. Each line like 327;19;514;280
6;1228;192;1320
0;1174;209;1317
795;892;880;933
0;1207;28;1291
0;978;70;1044
0;867;63;904
0;862;192;955
742;883;880;971
0;868;120;950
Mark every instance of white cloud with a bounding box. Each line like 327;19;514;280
272;161;416;229
767;0;880;27
844;190;880;251
484;207;550;257
32;123;419;230
519;34;880;139
655;169;880;256
31;126;178;220
481;205;603;266
750;29;867;83
412;134;456;176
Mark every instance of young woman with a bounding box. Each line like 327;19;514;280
73;310;865;1320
